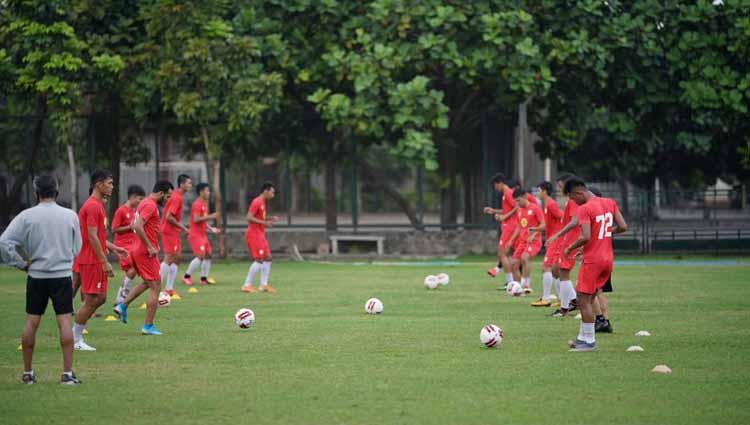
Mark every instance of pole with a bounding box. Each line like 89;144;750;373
416;165;424;229
285;159;292;226
220;155;227;228
351;135;358;232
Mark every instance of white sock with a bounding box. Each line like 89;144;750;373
493;266;500;273
581;322;595;343
166;263;178;291
186;258;201;277
73;323;85;344
560;280;575;309
521;277;529;288
115;276;133;304
200;259;211;278
260;262;271;286
245;262;262;286
553;278;561;297
505;272;513;282
542;272;553;300
160;262;169;286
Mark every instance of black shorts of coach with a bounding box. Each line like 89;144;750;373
26;276;74;316
601;275;613;293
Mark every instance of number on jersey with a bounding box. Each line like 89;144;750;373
595;213;613;239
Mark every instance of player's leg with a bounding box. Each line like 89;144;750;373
551;266;576;317
49;276;76;382
520;252;531;291
242;237;262;292
259;238;275;293
200;253;212;285
141;279;163;335
21;313;41;384
569;264;608;351
183;255;202;286
595;275;613;333
115;267;137;305
73;264;107;351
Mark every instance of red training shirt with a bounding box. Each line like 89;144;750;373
189;198;208;239
246;196;266;237
543;198;564;238
160;190;183;236
77;195;107;265
561;198;581;244
516;202;545;242
135;197;161;254
576;197;620;264
112;203;138;248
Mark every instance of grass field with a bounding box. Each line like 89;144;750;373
1;258;749;425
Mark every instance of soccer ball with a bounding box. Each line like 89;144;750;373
235;308;255;328
548;294;558;301
436;273;450;286
480;324;503;348
506;281;523;297
157;291;171;308
364;298;383;314
424;275;439;290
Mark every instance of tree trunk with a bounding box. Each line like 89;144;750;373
359;159;420;228
201;126;225;257
437;136;458;227
67;143;78;210
325;153;337;231
8;97;47;213
109;98;121;220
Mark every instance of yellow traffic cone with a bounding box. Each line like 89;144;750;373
171;293;182;300
17;344;22;351
188;287;198;294
139;303;147;310
207;277;217;285
83;329;89;335
105;315;117;321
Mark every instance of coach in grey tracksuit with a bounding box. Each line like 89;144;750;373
0;175;83;385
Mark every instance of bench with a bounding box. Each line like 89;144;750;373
329;235;385;255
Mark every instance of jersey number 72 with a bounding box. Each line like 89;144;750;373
595;213;613;240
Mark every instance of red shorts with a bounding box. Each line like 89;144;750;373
543;239;563;268
246;234;270;261
72;257;79;273
498;224;516;251
189;235;212;256
131;250;161;282
161;233;181;255
118;243;137;271
512;237;542;260
78;263;108;295
576;261;613;295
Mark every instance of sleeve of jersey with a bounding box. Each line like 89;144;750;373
110;210;120;229
84;205;98;227
249;200;260;216
550;202;563;219
535;206;545;225
140;204;155;223
576;204;591;225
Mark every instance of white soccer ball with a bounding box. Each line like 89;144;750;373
157;291;171;308
436;273;450;286
506;281;523;297
364;298;383;314
424;275;439;290
480;324;503;348
235;308;255;329
548;294;558;301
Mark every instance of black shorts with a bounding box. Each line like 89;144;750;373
26;276;74;316
601;275;613;293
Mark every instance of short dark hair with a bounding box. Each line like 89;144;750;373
563;176;586;195
588;186;603;197
177;174;191;187
490;172;507;185
153;180;174;194
556;173;573;184
196;183;210;194
127;185;146;198
33;175;58;199
260;181;275;193
512;187;527;199
537;181;554;196
90;169;113;187
505;178;519;189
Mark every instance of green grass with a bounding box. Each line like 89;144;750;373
1;260;749;425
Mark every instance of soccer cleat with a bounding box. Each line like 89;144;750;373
259;284;276;294
551;300;561;308
165;289;177;297
241;284;257;293
182;276;193;286
530;298;551;307
199;278;208;286
486;268;498;278
74;340;96;351
206;277;217;285
568;339;596;352
60;372;82;385
595;318;613;333
568;299;578;312
141;324;163;335
523;287;533;295
22;372;36;385
113;303;128;324
550;308;569;318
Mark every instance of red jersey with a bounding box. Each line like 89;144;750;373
501;187;516;227
189;198;208;238
112;203;138;248
77;196;107;265
136;197;161;253
246;196;267;236
576;197;620;264
516;202;545;241
561;198;581;243
160;190;183;236
543;198;564;238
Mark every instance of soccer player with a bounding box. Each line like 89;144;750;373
509;188;545;293
531;181;564;307
114;180;174;335
183;183;220;287
112;185;146;305
483;173;519;286
72;170;128;351
241;182;279;293
562;177;627;351
587;186;614;333
544;174;580;317
0;176;83;385
160;174;191;292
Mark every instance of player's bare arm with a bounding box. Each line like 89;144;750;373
87;226;114;277
106;241;128;260
194;212;219;223
547;217;578;245
564;222;590;257
483;207;501;215
528;222;545;241
499;205;519;222
166;212;188;233
247;214;273;227
112;224;132;234
612;210;628;234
